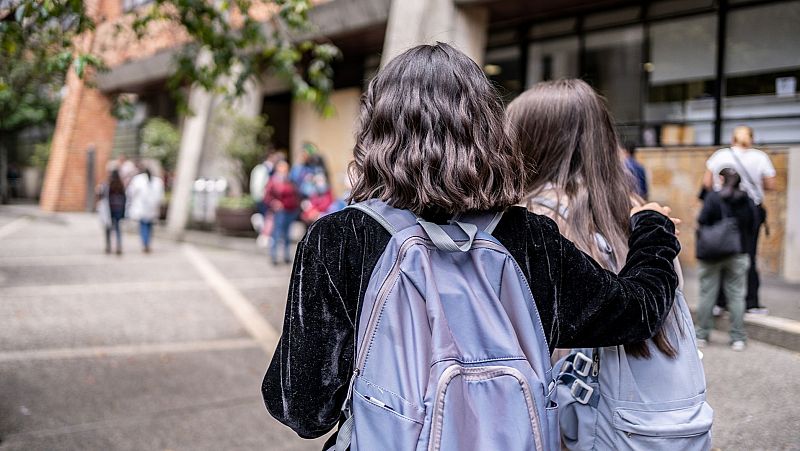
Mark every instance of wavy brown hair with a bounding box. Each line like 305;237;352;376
507;79;677;359
348;43;526;215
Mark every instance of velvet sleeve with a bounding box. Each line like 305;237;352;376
262;209;390;439
541;211;681;348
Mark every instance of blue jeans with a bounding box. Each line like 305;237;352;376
139;220;153;249
271;210;298;263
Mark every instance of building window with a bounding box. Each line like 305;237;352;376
123;0;153;12
723;1;800;144
645;14;717;146
484;46;522;103
526;37;579;87
584;26;644;143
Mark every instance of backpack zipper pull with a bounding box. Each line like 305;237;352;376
591;351;600;377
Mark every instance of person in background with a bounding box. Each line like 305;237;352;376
97;169;126;255
623;141;648;200
265;159;300;265
290;142;329;199
702;126;776;314
299;174;334;224
696;168;756;351
106;153;137;187
127;167;165;253
250;151;273;217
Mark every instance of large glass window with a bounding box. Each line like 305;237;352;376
484;47;522;103
526;37;579;87
723;1;800;144
645;14;717;145
584;26;644;142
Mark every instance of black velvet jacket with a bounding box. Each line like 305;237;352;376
262;206;680;443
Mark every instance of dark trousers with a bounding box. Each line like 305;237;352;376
717;205;765;310
105;217;122;252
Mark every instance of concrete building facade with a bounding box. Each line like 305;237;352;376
42;0;800;280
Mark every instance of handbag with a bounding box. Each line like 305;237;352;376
696;199;742;260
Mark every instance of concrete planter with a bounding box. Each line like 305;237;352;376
215;206;256;236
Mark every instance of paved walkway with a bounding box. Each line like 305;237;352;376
1;205;798;450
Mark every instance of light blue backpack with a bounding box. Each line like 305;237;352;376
555;288;712;451
333;199;559;451
528;196;713;450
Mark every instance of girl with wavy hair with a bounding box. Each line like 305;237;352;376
263;44;681;450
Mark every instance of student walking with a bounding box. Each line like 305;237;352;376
97;169;126;255
262;43;681;451
702;126;776;313
264;159;300;265
696;168;756;351
126;168;164;253
506;79;711;450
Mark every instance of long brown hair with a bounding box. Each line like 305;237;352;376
507;79;676;359
348;43;525;215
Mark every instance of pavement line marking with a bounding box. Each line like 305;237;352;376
0;338;259;363
182;243;279;353
0;276;288;298
0;216;30;240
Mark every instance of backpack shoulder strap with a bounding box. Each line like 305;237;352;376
453;210;505;234
346;199;418;235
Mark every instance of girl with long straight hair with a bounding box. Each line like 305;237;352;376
507;79;711;450
263;44;682;450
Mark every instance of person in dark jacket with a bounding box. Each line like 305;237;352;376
695;167;756;351
97;169;126;255
262;43;681;449
265;159;300;265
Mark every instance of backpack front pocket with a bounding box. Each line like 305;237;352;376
612;401;713;451
351;377;425;451
428;364;545;451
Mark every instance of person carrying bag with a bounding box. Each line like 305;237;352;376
695;168;756;351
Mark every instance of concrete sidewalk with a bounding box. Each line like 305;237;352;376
682;268;800;352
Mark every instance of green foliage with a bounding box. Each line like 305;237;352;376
217;196;255;210
28;141;52;172
141;118;180;172
215;110;273;191
1;0;340;135
0;0;102;133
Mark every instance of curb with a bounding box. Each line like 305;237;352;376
691;309;800;353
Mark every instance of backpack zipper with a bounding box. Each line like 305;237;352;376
428;365;544;451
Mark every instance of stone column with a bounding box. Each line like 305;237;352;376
165;82;215;238
784;147;800;282
381;0;488;67
166;57;263;237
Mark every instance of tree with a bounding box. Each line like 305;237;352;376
0;0;339;201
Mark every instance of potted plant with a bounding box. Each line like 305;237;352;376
214;110;273;234
140;118;180;220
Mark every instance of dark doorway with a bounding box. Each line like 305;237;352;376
261;93;292;158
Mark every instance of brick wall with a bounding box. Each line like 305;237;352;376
638;147;789;275
40;0;186;211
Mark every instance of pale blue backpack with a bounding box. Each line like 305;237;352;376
333;200;559;451
529;198;714;451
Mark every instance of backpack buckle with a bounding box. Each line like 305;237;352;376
570;378;594;405
573;351;593;377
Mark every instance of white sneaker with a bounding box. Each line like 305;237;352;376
696;338;708;348
712;306;723;317
731;341;746;351
746;307;768;315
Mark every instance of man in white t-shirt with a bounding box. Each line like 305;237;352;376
702;126;776;313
